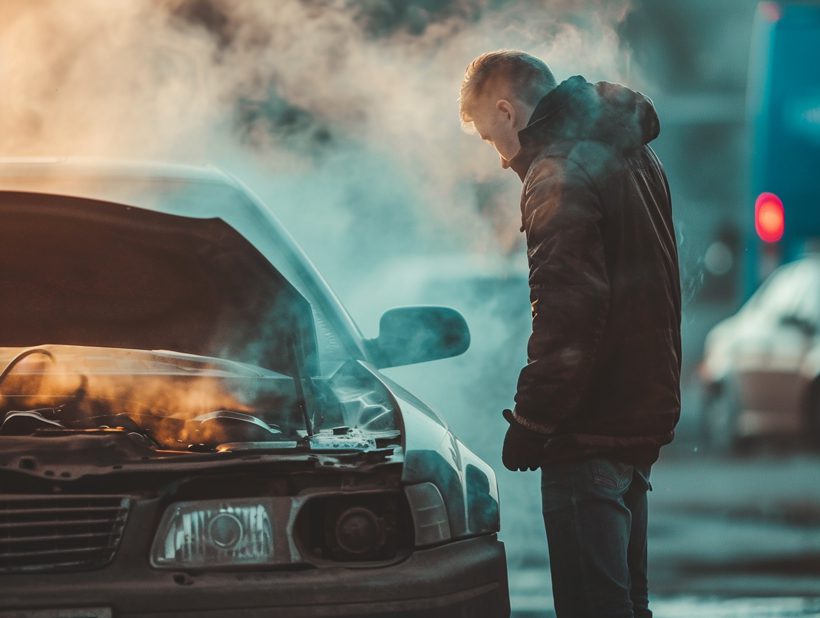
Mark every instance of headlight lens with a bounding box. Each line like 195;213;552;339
151;499;274;568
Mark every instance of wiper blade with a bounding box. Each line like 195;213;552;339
289;336;315;437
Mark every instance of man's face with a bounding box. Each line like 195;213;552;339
469;96;528;169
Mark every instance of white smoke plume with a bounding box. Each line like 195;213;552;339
0;0;634;293
0;0;638;569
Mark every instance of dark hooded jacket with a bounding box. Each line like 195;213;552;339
508;76;681;465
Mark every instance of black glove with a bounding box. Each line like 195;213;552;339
501;409;548;471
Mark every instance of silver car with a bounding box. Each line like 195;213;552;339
700;255;820;450
0;159;510;618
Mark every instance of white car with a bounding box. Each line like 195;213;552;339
700;255;820;450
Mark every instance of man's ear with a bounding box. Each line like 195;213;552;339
496;99;516;124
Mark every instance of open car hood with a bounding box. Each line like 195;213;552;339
0;191;317;374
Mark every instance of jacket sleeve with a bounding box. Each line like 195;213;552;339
513;155;610;434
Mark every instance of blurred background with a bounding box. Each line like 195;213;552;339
3;0;820;615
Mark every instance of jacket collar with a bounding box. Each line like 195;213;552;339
509;76;585;182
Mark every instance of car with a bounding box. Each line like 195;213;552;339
699;254;820;451
0;158;510;618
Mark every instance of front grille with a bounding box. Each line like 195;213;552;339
0;494;130;573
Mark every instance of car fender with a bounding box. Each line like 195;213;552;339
361;364;500;539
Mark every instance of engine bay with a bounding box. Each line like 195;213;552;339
0;345;400;456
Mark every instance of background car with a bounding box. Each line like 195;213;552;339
699;254;820;451
0;158;510;618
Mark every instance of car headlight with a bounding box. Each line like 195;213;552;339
294;492;412;562
151;499;274;568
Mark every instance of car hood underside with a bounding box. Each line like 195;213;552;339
0;191;316;373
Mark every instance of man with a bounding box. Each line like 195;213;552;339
459;51;681;618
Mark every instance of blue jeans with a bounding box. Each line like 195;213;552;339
541;457;653;618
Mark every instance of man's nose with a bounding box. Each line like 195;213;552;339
500;155;510;169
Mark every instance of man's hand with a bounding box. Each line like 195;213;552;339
502;409;548;471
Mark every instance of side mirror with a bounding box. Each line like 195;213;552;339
367;306;470;369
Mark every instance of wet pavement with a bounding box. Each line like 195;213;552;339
510;596;820;618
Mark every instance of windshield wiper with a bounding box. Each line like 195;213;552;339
289;336;315;437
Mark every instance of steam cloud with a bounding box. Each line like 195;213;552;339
0;0;634;302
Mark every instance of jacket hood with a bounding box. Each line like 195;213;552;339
510;75;660;181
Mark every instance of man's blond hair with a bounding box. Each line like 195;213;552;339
459;50;556;124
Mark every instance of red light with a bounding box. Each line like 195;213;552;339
755;192;784;243
759;2;782;22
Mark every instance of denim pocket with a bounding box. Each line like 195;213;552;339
588;458;633;492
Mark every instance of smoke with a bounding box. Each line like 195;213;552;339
0;0;635;299
0;0;637;443
0;1;642;577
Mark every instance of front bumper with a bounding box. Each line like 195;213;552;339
1;535;509;618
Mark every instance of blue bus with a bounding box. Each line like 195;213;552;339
746;1;820;295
